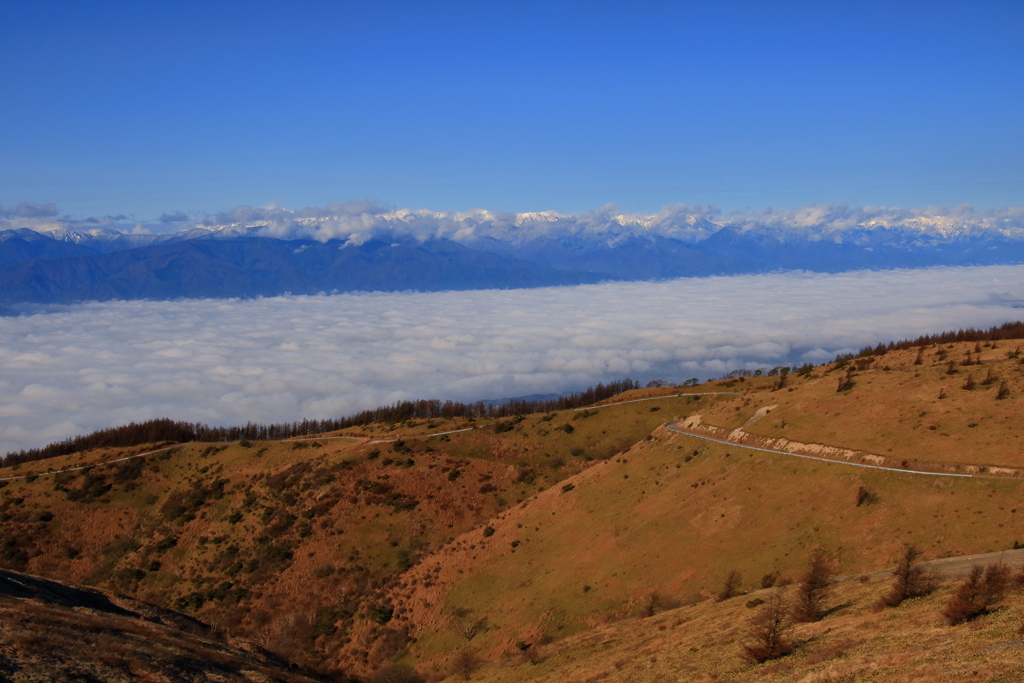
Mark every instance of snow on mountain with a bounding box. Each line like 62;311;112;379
8;203;1024;255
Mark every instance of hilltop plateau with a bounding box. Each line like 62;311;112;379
2;327;1024;680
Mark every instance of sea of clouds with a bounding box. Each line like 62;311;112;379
2;265;1023;454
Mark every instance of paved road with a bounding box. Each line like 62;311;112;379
663;419;1023;480
862;548;1024;581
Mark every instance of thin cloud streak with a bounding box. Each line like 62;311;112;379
1;265;1022;454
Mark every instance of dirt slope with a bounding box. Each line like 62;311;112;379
2;338;1023;679
0;568;331;682
465;573;1024;683
384;419;1024;674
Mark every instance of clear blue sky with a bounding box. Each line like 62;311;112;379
2;0;1022;219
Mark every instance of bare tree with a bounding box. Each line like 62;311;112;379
451;608;488;642
253;624;275;649
791;549;835;622
448;649;481;681
741;592;793;663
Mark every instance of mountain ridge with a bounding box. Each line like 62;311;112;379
3;219;1024;305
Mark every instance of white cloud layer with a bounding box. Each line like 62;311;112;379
2;265;1023;454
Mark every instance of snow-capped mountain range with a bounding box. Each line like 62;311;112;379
1;202;1023;307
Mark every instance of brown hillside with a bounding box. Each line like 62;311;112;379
465;572;1024;683
0;397;691;676
698;341;1024;469
2;339;1024;679
0;568;331;682
382;420;1024;675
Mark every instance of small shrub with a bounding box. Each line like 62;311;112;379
760;572;779;589
997;382;1011;400
962;374;977;391
262;543;293;565
369;604;394;625
836;373;855;392
368;664;424;683
397;549;415;571
153;535;178;552
66;472;112;503
175;591;207;612
856;486;877;506
717;570;743;602
514;466;537;484
482;526;495;537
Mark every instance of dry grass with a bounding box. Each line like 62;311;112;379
2;348;1023;678
0;591;331;682
464;576;1024;683
0;396;713;676
699;342;1024;470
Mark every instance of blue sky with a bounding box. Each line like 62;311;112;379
2;0;1022;219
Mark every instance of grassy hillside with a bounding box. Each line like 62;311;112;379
0;397;692;676
2;336;1023;679
697;340;1024;469
384;418;1024;676
463;572;1024;683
